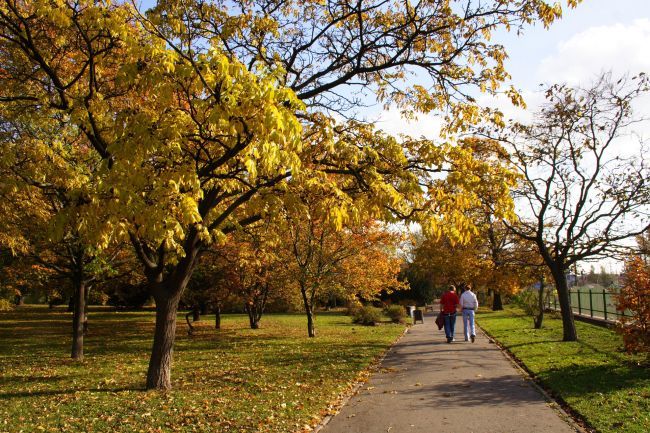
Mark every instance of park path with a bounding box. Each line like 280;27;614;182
318;312;580;433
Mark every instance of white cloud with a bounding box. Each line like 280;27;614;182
479;19;650;139
537;19;650;85
372;20;650;144
373;109;444;140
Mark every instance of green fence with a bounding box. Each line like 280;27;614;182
545;288;629;322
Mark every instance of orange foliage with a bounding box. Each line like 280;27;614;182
616;257;650;355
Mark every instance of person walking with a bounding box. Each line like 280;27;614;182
459;283;479;342
440;285;460;343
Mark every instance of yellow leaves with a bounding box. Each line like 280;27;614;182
34;0;72;27
180;196;201;224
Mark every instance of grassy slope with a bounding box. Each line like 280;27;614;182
477;307;649;433
0;306;405;433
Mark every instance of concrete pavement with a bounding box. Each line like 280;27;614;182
318;312;580;433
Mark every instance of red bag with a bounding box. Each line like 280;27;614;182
435;313;444;330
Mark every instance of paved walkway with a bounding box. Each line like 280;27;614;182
319;313;579;433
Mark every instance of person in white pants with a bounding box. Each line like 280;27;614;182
459;283;479;342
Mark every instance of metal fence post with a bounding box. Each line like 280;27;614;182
554;295;557;310
589;289;593;317
603;291;608;321
577;289;582;315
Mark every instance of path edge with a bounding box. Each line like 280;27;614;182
477;323;591;433
307;324;411;433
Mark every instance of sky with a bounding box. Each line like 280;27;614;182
375;0;650;142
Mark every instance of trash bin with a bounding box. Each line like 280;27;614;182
406;305;416;318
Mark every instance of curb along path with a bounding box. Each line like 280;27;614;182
318;313;581;433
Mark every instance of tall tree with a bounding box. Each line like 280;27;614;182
495;74;650;341
223;224;289;330
0;102;130;360
281;190;404;337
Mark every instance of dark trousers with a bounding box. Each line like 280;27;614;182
443;312;456;339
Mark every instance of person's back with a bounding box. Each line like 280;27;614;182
459;285;478;342
459;289;478;310
440;289;459;314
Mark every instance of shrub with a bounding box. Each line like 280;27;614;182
512;290;538;315
106;283;150;308
352;305;382;326
88;289;109;306
345;298;363;316
384;305;406;323
0;298;13;311
616;257;650;355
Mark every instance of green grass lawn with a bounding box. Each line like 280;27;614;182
0;306;405;433
477;307;650;433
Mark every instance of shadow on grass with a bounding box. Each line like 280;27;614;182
505;340;563;349
0;385;142;400
537;362;649;399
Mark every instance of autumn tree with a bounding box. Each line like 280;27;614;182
616;257;650;356
0;103;139;359
637;228;650;265
221;224;291;329
405;138;528;308
280;188;405;337
0;0;580;389
184;252;238;331
494;74;650;341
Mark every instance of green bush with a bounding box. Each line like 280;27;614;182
511;290;538;315
352;305;382;326
384;305;406;323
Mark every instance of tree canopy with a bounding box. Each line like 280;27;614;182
0;0;582;389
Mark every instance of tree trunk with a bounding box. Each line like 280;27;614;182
552;268;578;341
214;304;221;330
534;277;545;329
306;307;315;338
185;311;195;336
71;279;85;360
192;307;200;322
492;292;503;311
15;294;24;306
83;286;90;334
300;284;315;337
246;304;260;329
141;233;200;390
146;291;181;390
